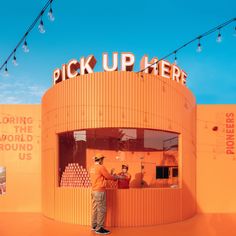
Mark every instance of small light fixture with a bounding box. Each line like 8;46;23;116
48;2;55;22
12;50;18;66
216;29;222;43
4;63;9;77
197;37;202;52
38;17;46;34
174;51;177;64
22;39;29;53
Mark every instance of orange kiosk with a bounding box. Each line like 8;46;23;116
42;53;196;227
1;52;236;235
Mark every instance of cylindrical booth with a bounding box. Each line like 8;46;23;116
41;71;196;226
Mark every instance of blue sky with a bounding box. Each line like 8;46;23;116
0;0;235;104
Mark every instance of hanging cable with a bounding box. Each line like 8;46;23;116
0;0;55;74
139;17;236;73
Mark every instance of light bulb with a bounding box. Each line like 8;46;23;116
38;19;46;33
22;40;29;53
48;7;55;22
174;52;177;64
197;38;202;52
216;30;222;43
12;55;18;66
4;66;9;77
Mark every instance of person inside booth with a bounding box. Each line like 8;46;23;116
116;164;131;189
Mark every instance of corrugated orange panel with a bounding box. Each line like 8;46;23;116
197;105;236;213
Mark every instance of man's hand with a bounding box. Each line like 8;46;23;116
110;168;115;175
114;174;126;179
113;174;119;180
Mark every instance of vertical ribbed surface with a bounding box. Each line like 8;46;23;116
54;188;181;226
42;71;196;226
55;187;91;225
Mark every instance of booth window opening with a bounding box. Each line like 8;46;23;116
58;128;179;188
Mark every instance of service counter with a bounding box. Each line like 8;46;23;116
54;187;186;226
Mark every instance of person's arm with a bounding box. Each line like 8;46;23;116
125;173;131;181
116;172;127;180
100;166;116;180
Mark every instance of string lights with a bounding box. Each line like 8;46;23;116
0;0;55;76
139;17;236;73
0;6;234;78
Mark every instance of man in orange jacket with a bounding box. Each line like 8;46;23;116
89;153;119;235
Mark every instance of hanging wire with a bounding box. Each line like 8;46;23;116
0;0;55;73
139;17;236;73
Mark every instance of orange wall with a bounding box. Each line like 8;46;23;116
197;105;236;213
42;71;196;225
0;95;235;218
0;105;41;212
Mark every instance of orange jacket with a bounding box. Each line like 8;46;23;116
90;163;115;192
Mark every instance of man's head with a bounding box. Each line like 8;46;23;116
94;153;105;165
122;164;128;173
